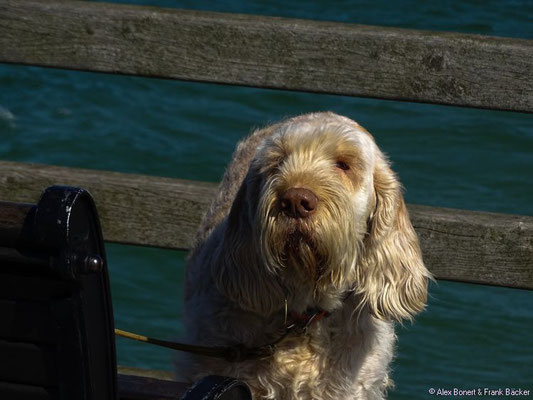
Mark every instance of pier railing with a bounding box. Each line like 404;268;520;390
1;0;531;289
1;160;531;290
1;1;532;112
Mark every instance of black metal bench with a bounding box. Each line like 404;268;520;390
0;186;251;400
0;186;116;399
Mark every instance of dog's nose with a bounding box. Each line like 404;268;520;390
280;188;318;218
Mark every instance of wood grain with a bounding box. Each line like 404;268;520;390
0;160;531;289
0;160;215;251
0;202;32;248
117;367;188;400
410;205;533;289
0;0;532;112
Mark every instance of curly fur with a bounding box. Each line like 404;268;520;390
178;112;431;399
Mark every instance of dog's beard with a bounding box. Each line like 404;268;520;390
258;188;363;290
281;219;323;281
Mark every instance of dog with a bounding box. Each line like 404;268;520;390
179;112;431;399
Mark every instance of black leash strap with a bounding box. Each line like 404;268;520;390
115;326;293;362
115;308;327;362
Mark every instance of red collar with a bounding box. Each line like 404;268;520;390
290;308;330;328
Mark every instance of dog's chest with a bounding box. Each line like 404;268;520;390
242;323;368;398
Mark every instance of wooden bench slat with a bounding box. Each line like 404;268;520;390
0;160;531;289
409;205;533;289
0;202;33;248
0;161;214;251
0;0;532;112
117;367;188;400
118;374;188;400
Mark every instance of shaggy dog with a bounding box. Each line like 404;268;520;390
180;112;430;400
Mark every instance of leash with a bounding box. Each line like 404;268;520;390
115;307;329;363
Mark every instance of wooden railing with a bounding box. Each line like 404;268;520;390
1;1;532;287
1;160;532;290
1;0;532;113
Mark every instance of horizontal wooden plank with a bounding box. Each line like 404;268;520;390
118;375;186;400
118;366;175;382
0;201;32;248
0;160;214;251
117;367;188;400
409;205;533;290
0;1;532;112
0;160;532;289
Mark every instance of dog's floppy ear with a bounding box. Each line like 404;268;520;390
213;168;284;316
359;155;431;322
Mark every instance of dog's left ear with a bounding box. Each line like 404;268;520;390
359;155;431;322
213;168;285;316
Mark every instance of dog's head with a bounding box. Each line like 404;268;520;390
216;112;430;322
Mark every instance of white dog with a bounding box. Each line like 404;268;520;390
179;112;430;400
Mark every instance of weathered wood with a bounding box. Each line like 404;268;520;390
1;1;532;113
410;205;533;290
118;366;175;381
0;160;215;251
118;374;188;400
0;160;532;289
117;366;188;400
0;201;32;248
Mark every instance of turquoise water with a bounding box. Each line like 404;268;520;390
1;0;532;398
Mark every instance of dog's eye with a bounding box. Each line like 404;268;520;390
335;161;350;171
